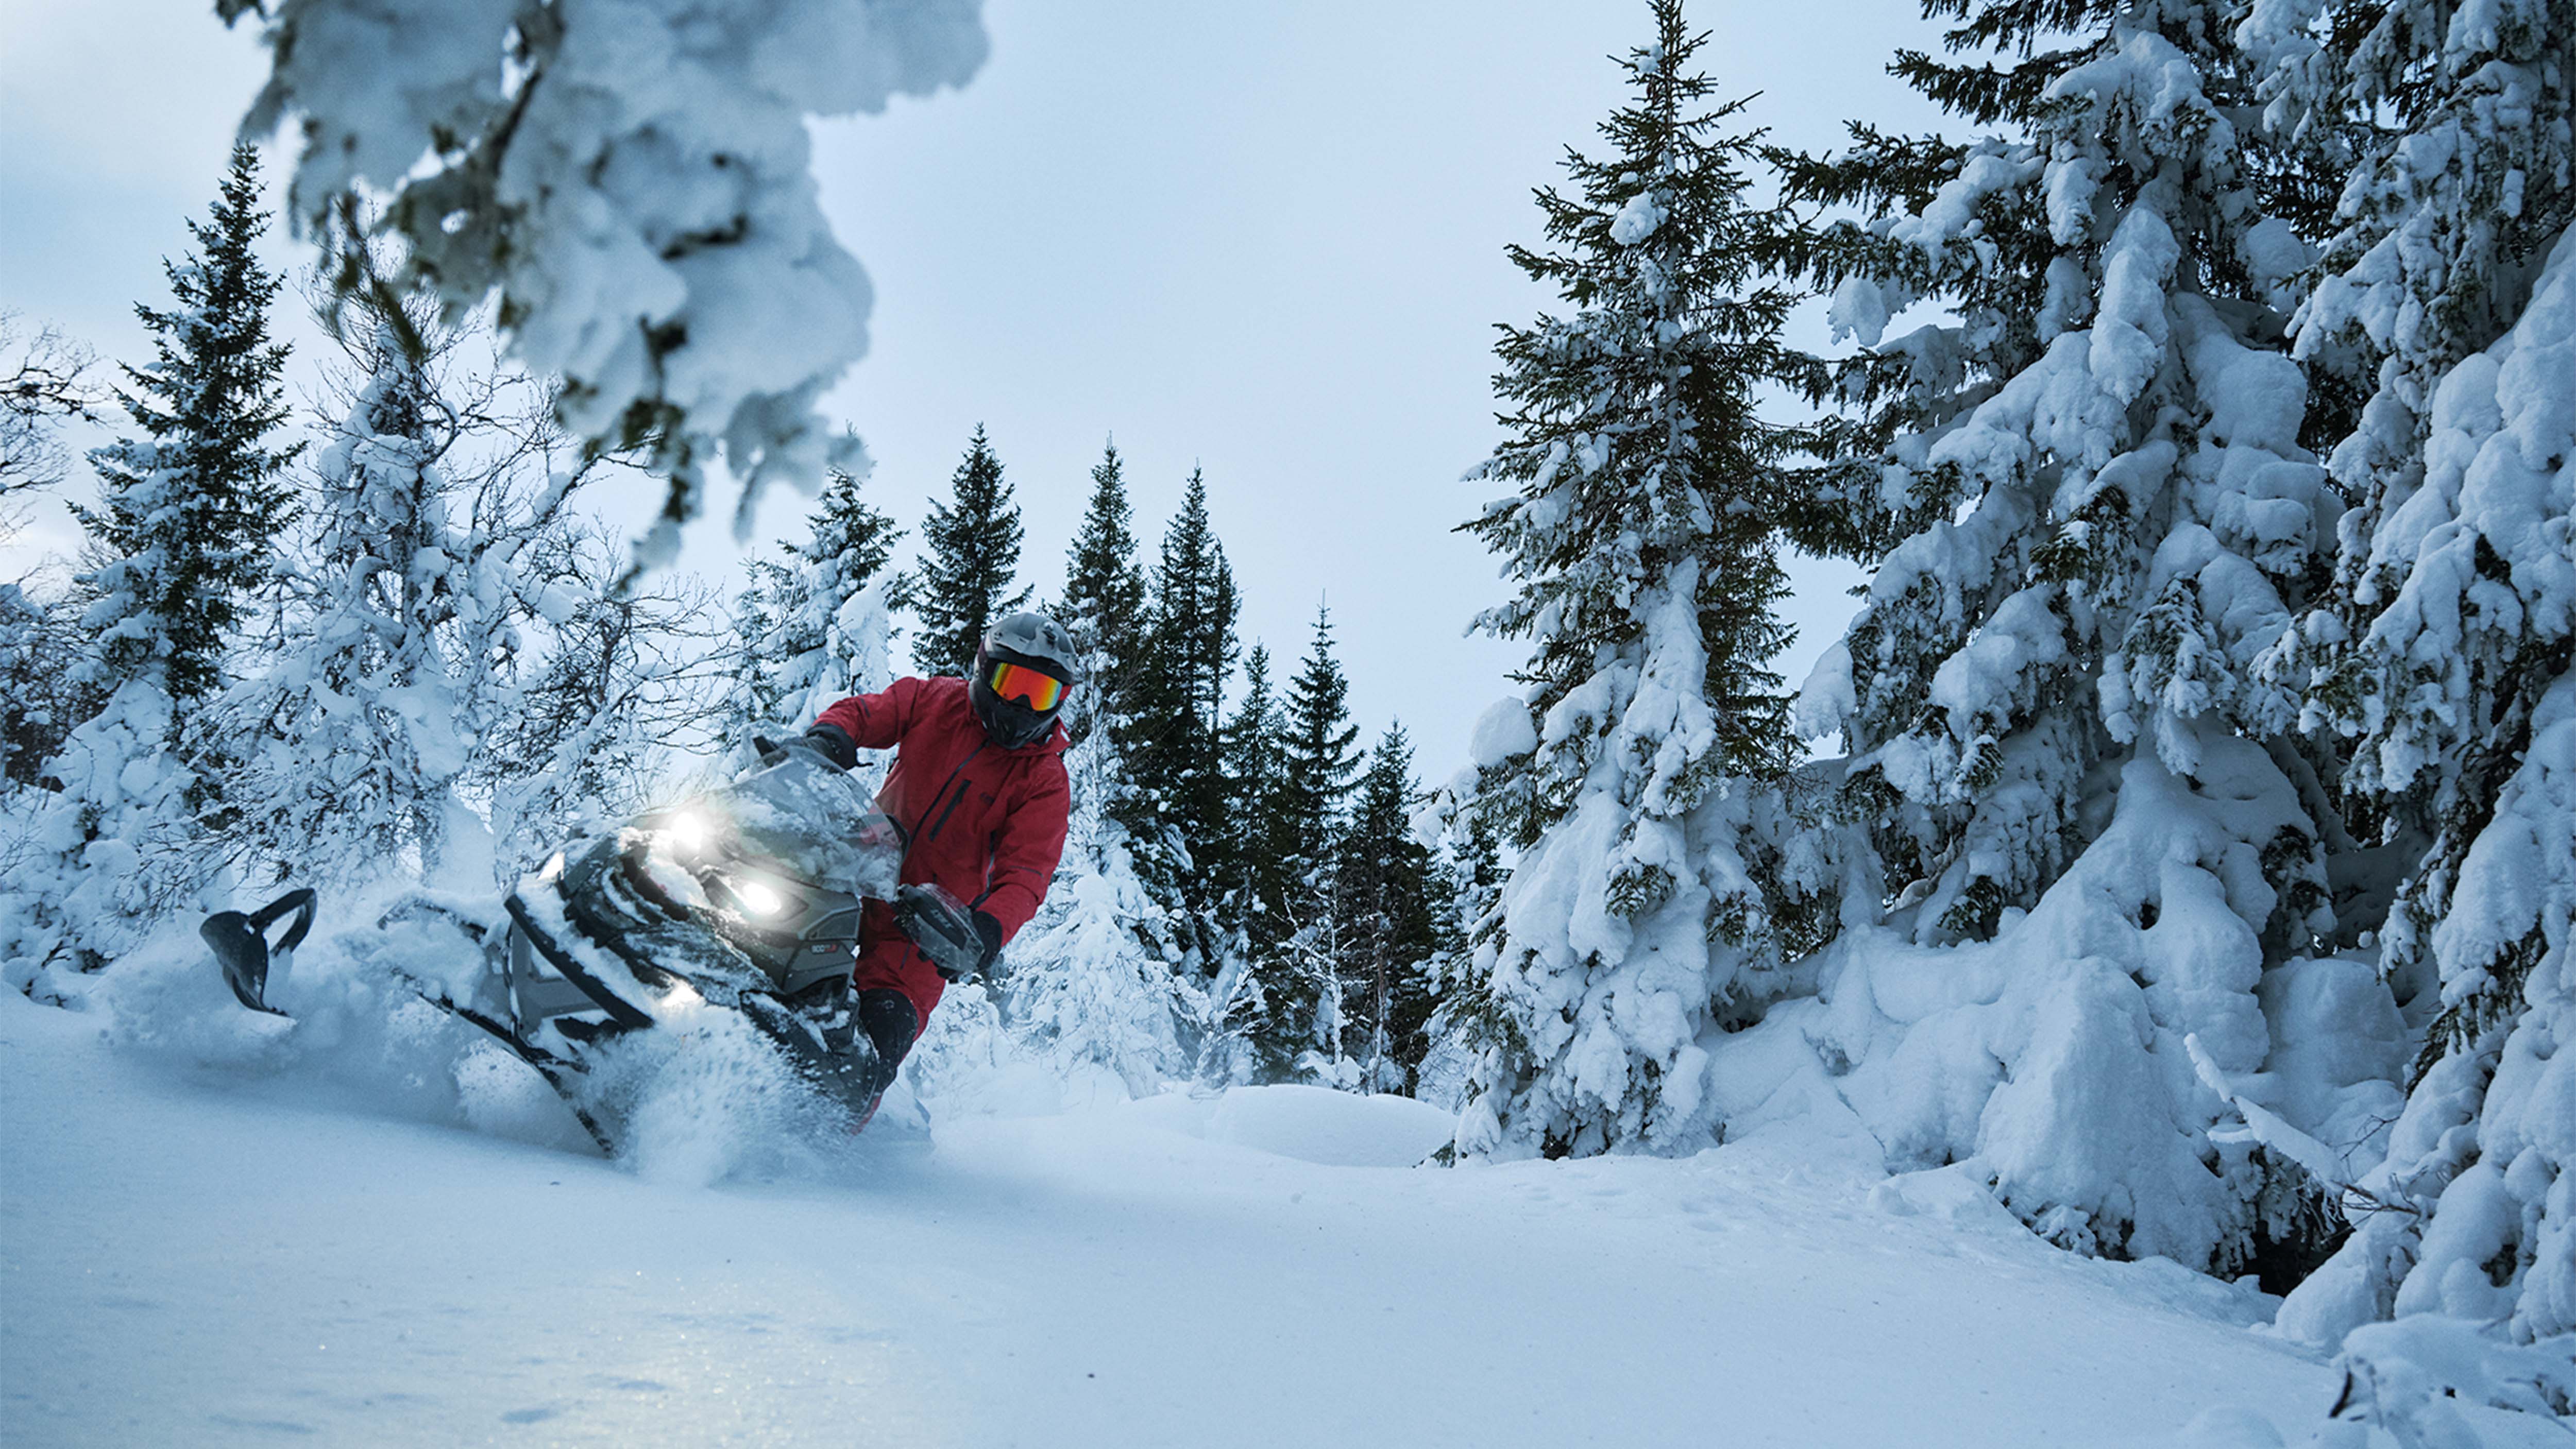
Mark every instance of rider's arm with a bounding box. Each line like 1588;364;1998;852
976;758;1071;947
810;677;928;755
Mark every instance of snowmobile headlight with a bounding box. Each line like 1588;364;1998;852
538;850;567;883
733;879;786;918
667;810;713;855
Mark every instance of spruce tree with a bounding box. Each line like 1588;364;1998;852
909;424;1029;676
2249;0;2576;1374
728;457;904;743
1060;439;1150;745
1125;467;1240;969
1452;0;1815;1157
4;145;301;987
1279;604;1361;866
1333;724;1442;1094
1218;616;1364;1083
79;143;299;709
1772;0;2358;1271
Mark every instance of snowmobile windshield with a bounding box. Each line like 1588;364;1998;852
682;749;902;897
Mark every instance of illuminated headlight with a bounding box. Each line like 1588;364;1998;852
538;850;567;883
733;879;786;918
666;811;711;854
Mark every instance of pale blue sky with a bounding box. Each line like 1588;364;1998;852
2;0;1948;777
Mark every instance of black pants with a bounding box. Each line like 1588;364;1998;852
855;987;919;1100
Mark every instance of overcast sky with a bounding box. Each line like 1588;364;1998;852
2;0;1949;779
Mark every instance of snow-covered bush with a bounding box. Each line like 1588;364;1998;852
227;0;989;557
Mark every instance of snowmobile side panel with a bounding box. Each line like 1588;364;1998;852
502;891;656;1031
500;922;615;1037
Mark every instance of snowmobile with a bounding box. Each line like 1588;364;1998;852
201;741;986;1151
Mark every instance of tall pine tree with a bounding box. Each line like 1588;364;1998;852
1125;467;1240;973
4;145;300;988
1060;439;1150;746
80;143;299;709
1452;0;1815;1157
1333;724;1442;1094
2245;0;2576;1382
909;424;1029;676
1771;0;2359;1273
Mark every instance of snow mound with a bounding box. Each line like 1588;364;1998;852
1205;1086;1459;1167
1118;1085;1458;1168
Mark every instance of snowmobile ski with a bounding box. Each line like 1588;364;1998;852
200;888;315;1016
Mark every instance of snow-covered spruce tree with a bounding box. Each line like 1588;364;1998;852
1197;642;1291;1083
2;146;300;987
229;0;988;555
2267;3;2576;1390
1771;0;2363;1270
996;437;1194;1100
1251;605;1366;1081
999;712;1195;1104
1221;645;1295;953
1449;0;1808;1158
1059;439;1150;748
909;425;1029;677
1124;468;1240;976
81;144;299;714
1332;724;1443;1094
726;453;904;747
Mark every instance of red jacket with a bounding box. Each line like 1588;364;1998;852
814;675;1070;1021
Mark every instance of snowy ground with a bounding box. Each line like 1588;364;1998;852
4;980;2368;1448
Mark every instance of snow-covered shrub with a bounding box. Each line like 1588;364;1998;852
1001;727;1194;1101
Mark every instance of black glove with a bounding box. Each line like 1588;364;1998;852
802;723;859;770
892;883;1002;982
971;909;1004;978
756;724;857;770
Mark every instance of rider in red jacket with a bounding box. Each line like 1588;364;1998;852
796;611;1078;1107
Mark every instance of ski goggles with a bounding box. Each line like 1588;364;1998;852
987;659;1066;712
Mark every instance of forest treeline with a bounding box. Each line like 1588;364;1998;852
4;0;2569;1429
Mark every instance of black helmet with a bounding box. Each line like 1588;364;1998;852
969;611;1080;748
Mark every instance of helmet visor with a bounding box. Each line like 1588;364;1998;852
986;660;1065;712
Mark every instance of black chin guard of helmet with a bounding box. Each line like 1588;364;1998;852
969;611;1080;749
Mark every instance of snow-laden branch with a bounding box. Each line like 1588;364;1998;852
226;0;989;566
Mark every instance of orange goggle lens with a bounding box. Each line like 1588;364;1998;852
987;660;1065;712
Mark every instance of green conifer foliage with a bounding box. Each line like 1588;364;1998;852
1333;724;1443;1093
1125;467;1240;965
81;143;300;708
1453;0;1815;1156
1061;439;1150;745
1221;644;1294;939
909;424;1030;676
1280;604;1362;864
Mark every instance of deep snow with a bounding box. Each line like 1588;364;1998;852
0;977;2417;1449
